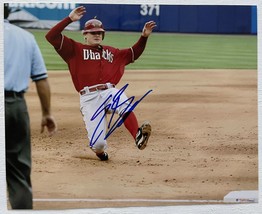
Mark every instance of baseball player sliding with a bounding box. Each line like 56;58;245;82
46;6;156;161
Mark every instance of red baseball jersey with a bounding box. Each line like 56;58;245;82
46;17;148;92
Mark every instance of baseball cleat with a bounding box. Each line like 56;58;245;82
135;121;151;150
96;152;109;161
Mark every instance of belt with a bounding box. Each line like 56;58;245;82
5;91;24;98
80;83;115;95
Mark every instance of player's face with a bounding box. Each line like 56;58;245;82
84;31;103;46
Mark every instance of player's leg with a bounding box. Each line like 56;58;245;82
102;88;151;150
80;92;108;160
122;111;138;139
122;111;151;150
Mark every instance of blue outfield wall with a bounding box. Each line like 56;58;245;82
8;3;257;34
251;6;258;34
80;4;257;34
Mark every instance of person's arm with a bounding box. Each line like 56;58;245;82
35;78;57;136
45;6;86;50
45;17;72;50
131;21;156;61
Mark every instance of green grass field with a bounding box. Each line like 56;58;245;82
30;29;257;70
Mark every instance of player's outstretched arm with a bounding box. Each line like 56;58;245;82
69;6;86;22
142;21;157;37
46;6;86;51
130;21;156;61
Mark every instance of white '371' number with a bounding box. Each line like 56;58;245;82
140;4;160;16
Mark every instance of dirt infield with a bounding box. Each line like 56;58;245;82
24;69;257;210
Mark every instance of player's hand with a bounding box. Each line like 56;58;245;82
142;21;157;37
69;6;86;22
41;115;57;137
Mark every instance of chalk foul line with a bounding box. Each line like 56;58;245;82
33;198;227;203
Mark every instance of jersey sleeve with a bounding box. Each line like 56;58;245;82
45;17;75;61
118;36;148;65
131;36;148;61
30;37;48;82
56;36;76;62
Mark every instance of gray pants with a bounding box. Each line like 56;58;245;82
5;93;32;209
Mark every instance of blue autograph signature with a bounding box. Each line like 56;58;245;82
90;83;152;147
